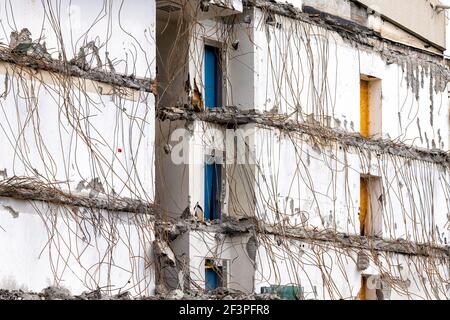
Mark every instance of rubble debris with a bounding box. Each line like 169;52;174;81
42;286;73;300
153;239;177;267
155;284;169;296
9;29;32;51
0;289;44;301
179;288;281;300
87;178;106;197
149;287;281;300
0;287;136;300
71;41;103;70
155;220;190;241
167;289;184;300
9;29;52;61
0;287;280;300
153;238;184;294
76;178;106;197
77;288;103;300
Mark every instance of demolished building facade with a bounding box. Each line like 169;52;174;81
0;0;449;300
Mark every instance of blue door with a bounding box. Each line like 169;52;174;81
204;162;222;221
204;45;220;109
205;268;219;290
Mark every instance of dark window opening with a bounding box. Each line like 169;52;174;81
204;160;222;221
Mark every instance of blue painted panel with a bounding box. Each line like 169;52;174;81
204;45;218;109
212;164;221;220
205;268;219;290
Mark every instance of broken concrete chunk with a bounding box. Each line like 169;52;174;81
9;28;52;61
9;28;31;50
41;286;73;300
71;41;103;70
356;250;370;271
163;144;173;155
167;289;184;300
153;239;176;267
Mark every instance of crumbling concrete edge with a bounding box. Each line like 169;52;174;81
0;176;155;215
158;107;450;167
243;0;450;81
158;217;450;259
0;48;154;93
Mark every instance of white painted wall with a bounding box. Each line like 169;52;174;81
0;0;156;79
0;63;155;200
255;234;449;299
0;0;157;295
255;236;361;299
0;197;155;296
233;8;448;151
251;124;448;245
172;228;449;299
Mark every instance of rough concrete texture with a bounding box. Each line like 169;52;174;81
157;216;450;259
0;287;134;300
0;177;155;215
160;288;280;300
158;106;450;167
0;46;153;92
0;286;280;300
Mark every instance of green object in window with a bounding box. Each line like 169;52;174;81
261;285;304;300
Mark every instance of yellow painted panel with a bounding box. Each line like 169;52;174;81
358;277;367;300
360;177;368;236
360;80;369;137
